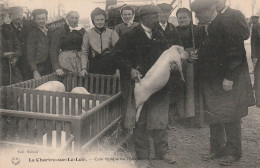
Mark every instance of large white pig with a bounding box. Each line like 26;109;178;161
35;81;65;92
134;45;188;122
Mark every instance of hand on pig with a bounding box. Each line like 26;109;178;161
131;69;142;82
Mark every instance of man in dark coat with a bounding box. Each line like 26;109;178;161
112;5;176;164
7;6;36;80
251;16;260;107
0;5;22;86
27;9;53;79
216;0;250;41
191;0;255;165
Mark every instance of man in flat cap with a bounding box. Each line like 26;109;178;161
191;0;255;165
251;16;260;107
216;0;249;41
6;6;36;81
112;4;177;164
0;5;23;85
27;9;54;79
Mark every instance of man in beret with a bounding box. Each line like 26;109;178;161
251;16;260;107
191;0;255;165
27;9;54;79
0;5;23;85
216;0;249;41
112;4;177;164
6;6;36;81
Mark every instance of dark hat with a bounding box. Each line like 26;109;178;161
176;8;191;16
251;16;259;19
157;3;173;12
190;0;218;12
9;6;23;14
139;5;160;17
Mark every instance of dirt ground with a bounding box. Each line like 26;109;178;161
118;42;260;168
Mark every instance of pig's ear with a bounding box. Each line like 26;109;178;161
176;46;188;60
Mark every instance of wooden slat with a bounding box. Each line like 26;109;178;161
19;88;25;111
84;76;89;92
25;89;30;112
37;90;44;113
95;75;100;94
11;87;19;110
112;77;117;94
36;119;44;145
101;76;105;94
65;122;72;151
52;93;57;114
72;73;77;90
107;77;111;95
45;120;53;147
32;90;37;112
71;94;76;116
77;95;83;116
58;93;64;115
8;117;17;142
56;121;62;148
32;79;36;89
84;96;89;111
17;118;26;143
27;118;36;144
89;74;94;93
45;91;50;114
6;87;12;109
65;93;69;115
0;116;8;140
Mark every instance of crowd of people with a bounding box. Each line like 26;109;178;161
0;0;259;166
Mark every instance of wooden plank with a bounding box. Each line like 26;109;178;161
84;96;89;112
0;87;6;109
101;75;105;94
32;90;37;112
37;90;44;113
65;122;72;151
6;87;12;109
0;115;8;141
71;94;76;116
36;119;44;145
17;118;26;143
52;92;57;114
95;75;100;94
77;95;83;116
27;118;36;144
8;117;17;142
25;89;30;112
112;77;117;95
19;88;25;111
45;120;53;147
90;74;94;93
11;87;19;110
32;79;36;89
84;76;89;92
65;93;69;115
107;77;111;95
45;91;50;114
57;93;64;115
56;121;62;148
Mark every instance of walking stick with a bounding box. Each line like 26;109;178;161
189;0;196;50
9;58;12;85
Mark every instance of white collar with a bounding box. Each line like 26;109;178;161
141;23;152;33
13;22;23;29
159;22;168;30
66;20;82;32
220;6;228;14
209;11;218;24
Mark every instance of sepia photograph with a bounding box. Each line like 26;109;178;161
0;0;259;167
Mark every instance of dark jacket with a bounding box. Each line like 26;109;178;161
219;7;250;41
198;15;255;124
8;20;36;80
49;23;86;70
26;26;52;72
112;24;170;129
1;24;22;86
251;23;260;59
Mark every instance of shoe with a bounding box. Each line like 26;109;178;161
162;153;176;164
203;153;217;161
218;156;239;166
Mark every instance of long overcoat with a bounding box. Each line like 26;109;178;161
198;15;255;124
112;24;170;130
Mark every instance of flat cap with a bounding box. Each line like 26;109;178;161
157;3;173;12
190;0;218;12
139;5;160;17
9;6;23;14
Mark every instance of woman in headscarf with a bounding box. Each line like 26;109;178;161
114;5;139;37
50;11;86;75
80;7;119;76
